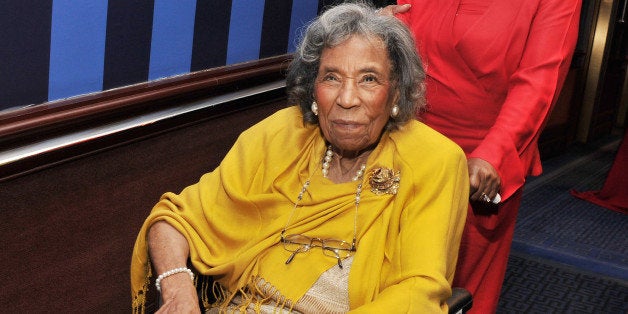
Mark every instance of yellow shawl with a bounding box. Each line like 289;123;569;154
131;106;468;313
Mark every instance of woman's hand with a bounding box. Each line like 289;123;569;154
467;158;501;203
156;274;201;314
378;4;411;16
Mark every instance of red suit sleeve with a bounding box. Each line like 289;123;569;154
468;0;581;199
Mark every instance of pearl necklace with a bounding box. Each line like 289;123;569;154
283;145;366;249
321;145;367;181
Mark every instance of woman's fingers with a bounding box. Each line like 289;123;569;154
467;158;501;202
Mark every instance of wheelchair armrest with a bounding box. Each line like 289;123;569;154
447;287;473;314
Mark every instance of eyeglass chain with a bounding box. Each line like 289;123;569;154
282;145;366;249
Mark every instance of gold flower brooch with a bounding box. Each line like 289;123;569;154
368;167;400;195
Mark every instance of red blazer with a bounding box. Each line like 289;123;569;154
398;0;581;200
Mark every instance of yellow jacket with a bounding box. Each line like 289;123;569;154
131;106;468;313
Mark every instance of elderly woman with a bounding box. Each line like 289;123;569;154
131;3;468;313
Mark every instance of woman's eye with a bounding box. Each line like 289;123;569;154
360;74;380;84
319;74;342;86
321;74;338;81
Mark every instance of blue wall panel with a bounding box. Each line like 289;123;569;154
49;1;108;101
149;0;197;81
288;0;319;53
0;0;324;111
226;0;265;65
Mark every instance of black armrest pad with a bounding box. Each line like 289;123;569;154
447;287;473;314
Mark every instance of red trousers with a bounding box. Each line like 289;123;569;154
453;189;523;314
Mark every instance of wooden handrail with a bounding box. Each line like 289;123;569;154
0;55;292;144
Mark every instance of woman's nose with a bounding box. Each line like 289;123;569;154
336;80;360;108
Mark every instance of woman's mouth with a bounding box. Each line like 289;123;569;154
332;120;362;130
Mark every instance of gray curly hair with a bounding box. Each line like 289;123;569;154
286;2;425;130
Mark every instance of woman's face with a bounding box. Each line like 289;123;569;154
314;35;395;156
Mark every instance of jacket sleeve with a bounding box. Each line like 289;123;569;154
469;0;582;199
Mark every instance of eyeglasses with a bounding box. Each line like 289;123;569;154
280;233;356;268
280;156;364;269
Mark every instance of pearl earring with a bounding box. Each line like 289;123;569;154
391;105;399;118
311;101;319;116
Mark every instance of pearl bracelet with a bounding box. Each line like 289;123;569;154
155;267;194;292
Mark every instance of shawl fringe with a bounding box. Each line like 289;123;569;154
132;261;152;314
210;275;297;313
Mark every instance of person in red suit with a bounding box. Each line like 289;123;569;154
383;0;582;312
